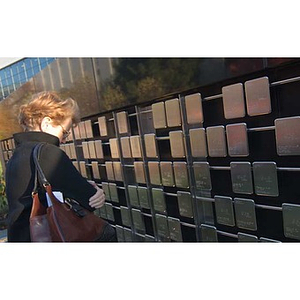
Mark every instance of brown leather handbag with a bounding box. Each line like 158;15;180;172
29;143;107;242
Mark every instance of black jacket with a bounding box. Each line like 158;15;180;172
5;131;96;242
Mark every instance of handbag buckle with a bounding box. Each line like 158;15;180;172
65;198;87;218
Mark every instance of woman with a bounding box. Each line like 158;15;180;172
5;91;116;242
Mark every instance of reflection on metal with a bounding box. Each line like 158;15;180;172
148;161;161;185
160;162;175;187
152;102;167;129
200;224;218;242
155;214;170;240
120;137;132;158
91;161;100;179
98;116;108;136
193;162;212;191
237;232;258;242
115;225;125;242
79;161;87;177
222;83;245;119
134;162;146;184
82;142;89;159
168;217;183;242
234;198;257;231
214;195;235;227
88;141;96;159
116;111;129;134
123;228;133;241
185;93;203;124
120;206;131;227
226;123;249;157
230;162;253;194
132;209;145;233
84;120;93;138
109;182;119;202
72;161;79;172
105;203;115;221
189;128;207;157
177;191;193;218
109;138;120;158
128;185;140;207
245;76;271;116
94;140;104;159
152;188;166;213
259;237;281;243
99;205;107;219
282;203;300;240
101;182;110;200
105;161;115;181
113;161;123;182
206;125;227;157
137;186;150;209
169;131;185;158
165;98;181;127
144;134;158;158
173;162;189;188
130;136;142;158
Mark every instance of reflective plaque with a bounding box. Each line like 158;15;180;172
94;140;104;159
120;137;132;158
155;214;170;239
101;182;110;200
200;224;218;242
234;198;257;231
123;228;133;242
177;191;194;218
137;186;150;209
128;185;140;207
116;225;125;242
109;183;119;202
165;98;181;127
69;143;76;159
91;161;100;179
144;133;158;158
148;161;162;185
185;93;203;124
113;162;123;182
98;116;108;136
260;237;281;243
116;111;129;134
79;161;87;177
226;123;249;157
78;122;87;139
173;162;189;188
72;161;79;172
152;188;166;213
282;203;300;240
168;217;183;242
238;232;258;242
84;120;93;138
222;83;246;119
109;138;120;158
275;116;300;156
152;102;167;129
189;128;207;157
120;206;131;227
105;161;115;181
160;162;175;187
73;126;80;140
245;76;271;116
197;198;215;225
230;162;253;194
134;162;146;184
105;203;115;222
130;136;142;158
88;141;97;159
99;205;107;219
206;126;227;157
132;209;145;233
169;131;185;158
193;162;212;190
214;195;235;227
82;142;90;159
252;162;279;197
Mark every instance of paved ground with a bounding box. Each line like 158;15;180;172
0;229;7;242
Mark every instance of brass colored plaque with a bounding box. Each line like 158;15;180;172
109;183;119;202
200;224;218;242
137;186;150;209
148;161;162;185
105;161;115;181
72;161;79;172
144;134;158;158
189;128;207;157
169;131;185;158
152;102;167;129
69;143;76;159
113;162;123;182
160;162;175;187
206;126;227;157
193;162;212;191
275;116;300;156
155;214;170;239
282;203;300;240
134;162;146;184
238;232;258;242
109;138;120;158
82;142;90;159
165;98;181;127
120;206;131;227
185;93;203;124
120;137;132;158
177;191;194;218
94;140;104;159
234;198;257;231
168;217;183;242
115;225;125;242
64;144;71;159
105;203;115;221
252;162;279;197
98;116;108;136
116;111;129;134
132;209;145;233
123;228;133;242
101;182;110;200
84;120;93;138
91;161;100;179
78;122;87;139
130;136;142;158
214;195;235;227
73;126;80;140
245;76;271;116
79;161;87;177
226;123;249;157
222;83;246;119
88;141;97;159
230;162;253;194
152;188;166;213
173;162;189;188
128;185;140;207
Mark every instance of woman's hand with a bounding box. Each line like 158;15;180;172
88;180;105;209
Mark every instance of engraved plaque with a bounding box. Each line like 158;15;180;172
214;195;235;227
173;162;189;188
101;182;110;200
94;140;104;159
120;206;131;227
144;134;158;158
78;122;87;139
152;188;166;213
238;232;258;242
84;120;93;138
134;162;146;184
230;162;253;194
168;217;183;242
200;224;218;242
73;125;80;140
222;83;246;119
99;205;107;219
155;214;170;239
226;123;249;157
113;162;123;182
260;237;281;243
116;225;125;242
137;186;150;209
165;98;181;127
91;161;100;179
123;228;133;242
234;198;257;231
148;161;162;185
252;162;279;197
130;136;142;158
160;162;175;187
116;111;129;134
177;191;194;218
189;128;207;157
152;102;167;129
245;76;271;116
128;185;140;207
282;203;300;240
185;93;203;124
69;143;76;159
79;161;87;177
169;131;185;158
275;116;300;156
193;162;212;190
98;116;108;136
88;141;97;159
105;161;115;181
65;144;72;159
109;138;120;158
109;183;119;202
206;126;227;157
105;203;115;221
82;142;90;159
132;209;145;232
72;161;79;172
120;137;132;158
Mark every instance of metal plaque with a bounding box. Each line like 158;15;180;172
234;198;257;231
79;161;87;178
101;182;110;200
185;93;203;124
165;98;181;127
128;185;140;207
73;125;80;140
88;141;97;159
189;128;207;157
282;203;300;240
82;142;90;159
98;205;107;219
84;120;93;138
98;116;108;136
252;162;279;197
105;161;115;181
132;209;145;233
65;144;72;158
109;138;120;158
200;224;218;242
134;162;146;184
275;116;300;156
222;83;246;119
116;225;125;242
109;183;119;202
94;140;104;159
214;195;235;227
168;217;183;242
69;143;76;159
144;235;155;242
120;137;132;158
160;162;175;187
173;162;189;188
206;126;227;157
155;214;170;239
152;102;167;129
226;123;249;157
137;186;150;209
113;162;123;182
116;111;129;134
169;131;185;158
259;237;281;243
177;191;194;218
152;188;166;213
230;162;253;194
193;162;212;191
130;136;142;158
148;161;162;185
120;206;131;227
72;161;79;172
91;161;100;179
144;133;158;158
105;203;115;222
238;232;258;242
245;76;271;116
79;122;87;139
123;228;133;242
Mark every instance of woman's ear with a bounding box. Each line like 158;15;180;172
40;116;52;132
